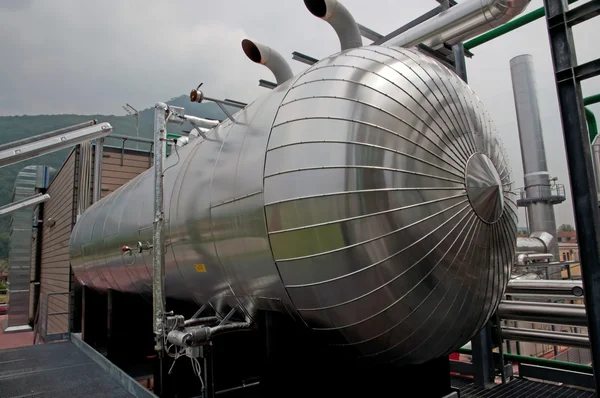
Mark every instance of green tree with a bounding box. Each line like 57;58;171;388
558;224;575;232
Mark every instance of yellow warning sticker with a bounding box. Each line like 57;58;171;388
194;264;207;273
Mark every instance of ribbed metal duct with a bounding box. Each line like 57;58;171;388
382;0;531;50
71;46;517;365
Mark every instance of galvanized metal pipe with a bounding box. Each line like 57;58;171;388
0;122;112;169
382;0;531;50
304;0;362;50
506;280;584;297
498;301;588;326
502;327;590;348
152;103;168;350
93;138;104;203
510;54;559;271
0;193;50;217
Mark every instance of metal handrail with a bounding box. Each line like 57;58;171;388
40;291;71;342
516;183;566;202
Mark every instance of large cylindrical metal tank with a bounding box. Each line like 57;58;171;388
70;46;517;365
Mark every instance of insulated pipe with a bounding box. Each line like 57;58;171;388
502;327;590;348
382;0;531;50
511;55;559;270
303;0;362;50
241;39;293;85
516;232;554;254
498;301;588;327
516;253;553;265
506;280;585;297
464;0;580;50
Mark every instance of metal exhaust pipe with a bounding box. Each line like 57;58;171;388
241;39;293;86
304;0;362;50
381;0;531;50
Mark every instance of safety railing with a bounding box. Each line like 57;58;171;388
39;291;71;342
451;280;593;389
516;183;566;206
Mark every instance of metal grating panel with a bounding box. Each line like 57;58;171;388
0;342;135;397
453;376;596;397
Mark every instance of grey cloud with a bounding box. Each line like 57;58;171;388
0;0;33;10
1;0;598;228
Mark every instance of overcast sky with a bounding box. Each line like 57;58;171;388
1;0;599;227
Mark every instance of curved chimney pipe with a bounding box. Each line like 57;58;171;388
382;0;531;50
304;0;362;50
242;39;293;86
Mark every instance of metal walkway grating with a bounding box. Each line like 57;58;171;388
0;341;136;397
453;376;596;397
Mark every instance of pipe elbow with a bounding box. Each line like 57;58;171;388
241;39;293;85
483;0;532;28
304;0;362;50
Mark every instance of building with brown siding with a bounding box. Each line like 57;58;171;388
31;141;151;341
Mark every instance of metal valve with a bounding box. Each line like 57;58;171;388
137;241;153;253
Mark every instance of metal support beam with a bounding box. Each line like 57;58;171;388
452;44;468;82
357;23;383;42
291;51;318;66
564;0;600;26
543;0;600;390
259;79;277;90
471;326;495;388
92;138;103;203
519;363;595;389
0;121;112;168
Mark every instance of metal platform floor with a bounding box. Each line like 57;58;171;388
0;340;150;398
452;376;596;397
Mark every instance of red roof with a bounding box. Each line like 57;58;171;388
557;231;577;238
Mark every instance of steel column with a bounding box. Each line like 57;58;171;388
543;0;600;390
93;138;104;203
152;104;167;352
471;325;496;388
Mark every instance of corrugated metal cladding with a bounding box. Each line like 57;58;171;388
36;144;151;339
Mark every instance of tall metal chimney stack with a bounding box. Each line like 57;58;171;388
510;54;565;279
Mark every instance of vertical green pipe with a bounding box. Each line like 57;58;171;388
464;0;580;50
587;108;598;143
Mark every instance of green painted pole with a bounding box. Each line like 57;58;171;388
458;347;593;373
587;108;598;143
464;0;580;51
585;94;600;107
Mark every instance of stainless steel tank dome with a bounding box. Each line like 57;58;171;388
70;45;517;365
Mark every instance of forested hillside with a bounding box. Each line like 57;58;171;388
0;96;232;260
